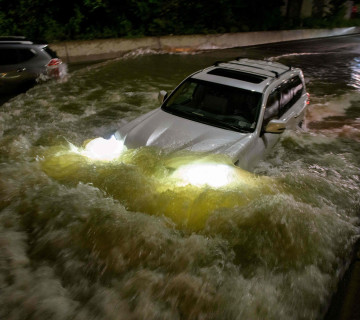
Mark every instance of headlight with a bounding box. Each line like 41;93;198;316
82;135;127;161
172;163;238;188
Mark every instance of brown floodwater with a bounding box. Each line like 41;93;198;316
0;34;359;320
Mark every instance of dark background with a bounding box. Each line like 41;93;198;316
0;0;359;42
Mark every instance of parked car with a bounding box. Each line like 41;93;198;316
114;58;309;171
0;36;64;93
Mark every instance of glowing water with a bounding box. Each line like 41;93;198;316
0;36;360;320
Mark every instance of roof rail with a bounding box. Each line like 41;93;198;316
237;57;289;69
0;36;27;40
213;61;227;67
229;61;279;77
0;36;33;44
235;58;293;78
212;60;279;79
212;58;293;79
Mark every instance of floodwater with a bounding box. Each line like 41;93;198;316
0;35;359;320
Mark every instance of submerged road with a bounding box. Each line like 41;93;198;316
0;34;359;320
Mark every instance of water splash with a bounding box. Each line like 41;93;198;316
350;57;360;91
268;52;325;61
306;92;360;141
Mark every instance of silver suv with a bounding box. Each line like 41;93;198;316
0;36;64;93
114;58;309;170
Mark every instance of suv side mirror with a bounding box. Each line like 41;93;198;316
158;90;168;104
264;119;286;134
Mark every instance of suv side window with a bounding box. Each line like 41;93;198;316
263;90;280;126
17;49;36;62
279;76;304;116
0;48;18;65
0;48;35;65
292;76;304;101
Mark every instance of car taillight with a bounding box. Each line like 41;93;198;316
46;58;63;78
306;92;310;105
47;58;62;66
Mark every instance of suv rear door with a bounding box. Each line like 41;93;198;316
0;46;38;86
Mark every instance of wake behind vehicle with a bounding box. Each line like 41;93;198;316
115;58;309;171
0;36;64;93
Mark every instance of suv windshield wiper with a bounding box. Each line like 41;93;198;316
210;118;253;133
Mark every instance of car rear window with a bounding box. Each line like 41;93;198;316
43;46;58;58
207;68;266;84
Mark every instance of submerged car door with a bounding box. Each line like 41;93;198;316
0;48;36;85
236;90;280;170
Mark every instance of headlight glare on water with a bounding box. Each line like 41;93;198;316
172;163;238;188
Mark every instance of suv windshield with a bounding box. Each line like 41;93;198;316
162;79;262;133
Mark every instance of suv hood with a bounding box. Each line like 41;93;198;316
116;109;252;157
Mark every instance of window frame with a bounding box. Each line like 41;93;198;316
263;89;280;126
278;75;304;116
263;75;304;128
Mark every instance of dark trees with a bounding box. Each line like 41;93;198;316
0;0;356;42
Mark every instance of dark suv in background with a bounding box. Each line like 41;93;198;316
0;36;64;94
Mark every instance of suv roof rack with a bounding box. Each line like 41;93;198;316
213;61;226;67
212;58;292;79
0;36;33;44
235;58;291;78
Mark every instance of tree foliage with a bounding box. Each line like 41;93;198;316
0;0;357;42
